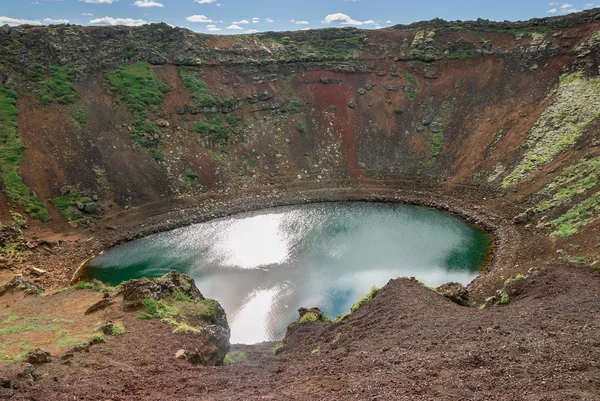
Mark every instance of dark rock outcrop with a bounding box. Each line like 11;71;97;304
436;282;469;305
0;276;44;296
25;349;51;364
184;325;231;366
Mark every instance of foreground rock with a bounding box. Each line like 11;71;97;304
25;349;51;364
179;325;231;366
117;271;230;365
119;270;204;310
436;282;469;305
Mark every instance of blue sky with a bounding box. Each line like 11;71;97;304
0;0;597;33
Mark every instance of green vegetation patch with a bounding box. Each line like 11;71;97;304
105;62;169;148
72;107;87;126
536;156;600;212
550;191;600;238
139;293;224;334
224;351;247;365
503;73;600;187
351;286;379;313
180;67;219;108
38;66;79;105
0;84;50;221
194;117;230;145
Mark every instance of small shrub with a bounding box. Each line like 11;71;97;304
311;348;320;356
224;351;247;365
111;322;125;336
297;312;318;324
281;36;291;45
89;332;105;344
273;343;284;355
500;293;510;305
394;108;403;115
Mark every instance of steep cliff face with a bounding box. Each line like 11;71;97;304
0;10;599;260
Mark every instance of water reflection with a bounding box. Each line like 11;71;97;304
85;202;492;344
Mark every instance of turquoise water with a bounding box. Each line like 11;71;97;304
83;202;493;344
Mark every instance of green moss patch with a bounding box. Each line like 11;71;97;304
550;191;600;237
537;156;600;212
503;73;600;187
180;67;219;108
38;66;78;105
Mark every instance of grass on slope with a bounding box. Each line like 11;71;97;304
105;62;169;149
180;67;219;108
0;84;50;221
38;66;79;105
502;73;600;188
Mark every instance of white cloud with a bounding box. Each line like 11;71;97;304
43;18;69;24
80;0;116;3
194;0;217;3
266;18;274;23
186;14;213;23
323;13;372;26
0;16;43;26
295;20;309;24
561;3;573;7
232;19;249;24
246;29;259;33
82;13;94;16
226;24;243;29
547;7;558;13
252;17;260;23
89;16;148;26
133;0;163;7
385;20;391;23
206;24;220;31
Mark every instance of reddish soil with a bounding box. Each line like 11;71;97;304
2;262;599;400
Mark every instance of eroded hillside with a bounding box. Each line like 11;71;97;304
0;10;599;269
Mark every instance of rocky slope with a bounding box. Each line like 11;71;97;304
0;9;598;288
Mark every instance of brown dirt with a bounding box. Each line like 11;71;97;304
2;262;599;400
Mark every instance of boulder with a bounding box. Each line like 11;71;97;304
29;267;47;277
348;99;357;109
184;325;230;366
25;349;51;364
0;276;44;296
119;271;204;310
436;282;469;305
59;186;72;196
83;203;97;214
513;208;535;225
175;349;187;360
156;119;170;128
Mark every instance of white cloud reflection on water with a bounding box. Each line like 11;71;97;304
88;203;491;344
